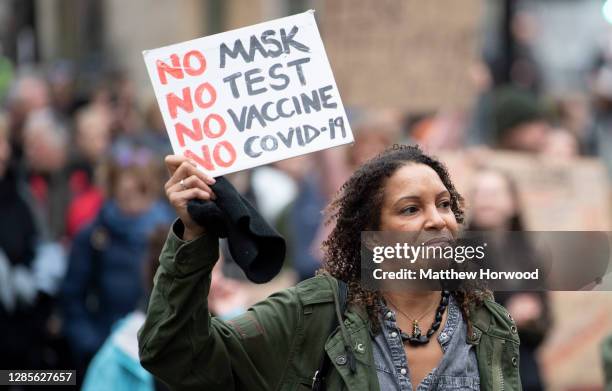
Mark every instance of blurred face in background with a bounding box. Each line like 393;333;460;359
48;64;76;113
349;112;401;168
351;132;390;167
76;107;112;164
7;76;51;148
113;169;156;215
500;120;550;153
542;128;579;159
469;170;517;230
12;75;50;113
106;149;161;216
23;110;68;173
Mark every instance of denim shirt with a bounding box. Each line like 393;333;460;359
372;295;480;390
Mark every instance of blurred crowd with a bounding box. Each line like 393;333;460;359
1;4;612;391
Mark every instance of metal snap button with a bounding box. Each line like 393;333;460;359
390;331;398;338
400;368;407;375
335;355;347;365
440;332;448;341
511;325;517;333
512;356;518;367
355;343;365;353
385;311;393;319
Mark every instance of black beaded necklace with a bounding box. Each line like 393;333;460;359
387;290;451;346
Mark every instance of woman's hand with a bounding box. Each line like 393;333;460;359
164;155;217;240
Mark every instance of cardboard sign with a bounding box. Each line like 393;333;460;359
143;11;353;176
320;0;480;112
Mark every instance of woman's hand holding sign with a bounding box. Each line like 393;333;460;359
164;155;216;240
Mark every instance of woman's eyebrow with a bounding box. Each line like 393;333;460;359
393;190;450;207
393;195;420;207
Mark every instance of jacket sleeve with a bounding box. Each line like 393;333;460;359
138;220;302;391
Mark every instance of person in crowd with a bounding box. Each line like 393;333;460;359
65;105;112;238
492;86;551;153
468;168;550;391
138;145;521;390
0;112;41;372
110;72;143;136
5;73;51;160
61;145;174;384
47;60;87;119
0;112;61;375
74;105;113;172
21;108;71;241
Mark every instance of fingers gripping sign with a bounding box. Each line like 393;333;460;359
164;155;217;240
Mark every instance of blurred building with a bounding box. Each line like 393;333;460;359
0;0;315;102
1;0;611;107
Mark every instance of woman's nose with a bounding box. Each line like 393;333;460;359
423;206;446;230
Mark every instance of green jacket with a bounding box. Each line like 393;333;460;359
603;334;612;390
138;224;522;390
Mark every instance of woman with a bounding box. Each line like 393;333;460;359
138;145;521;390
468;168;549;391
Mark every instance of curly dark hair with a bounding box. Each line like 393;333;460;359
320;144;491;333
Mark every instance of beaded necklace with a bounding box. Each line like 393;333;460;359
386;291;451;346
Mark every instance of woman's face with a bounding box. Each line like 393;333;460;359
470;171;516;230
379;163;458;241
115;172;155;215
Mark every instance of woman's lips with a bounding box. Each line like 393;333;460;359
422;237;453;247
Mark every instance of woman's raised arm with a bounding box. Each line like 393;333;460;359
137;155;303;390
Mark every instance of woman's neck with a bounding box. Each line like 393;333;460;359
382;290;441;318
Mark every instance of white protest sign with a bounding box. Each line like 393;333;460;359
143;10;353;177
